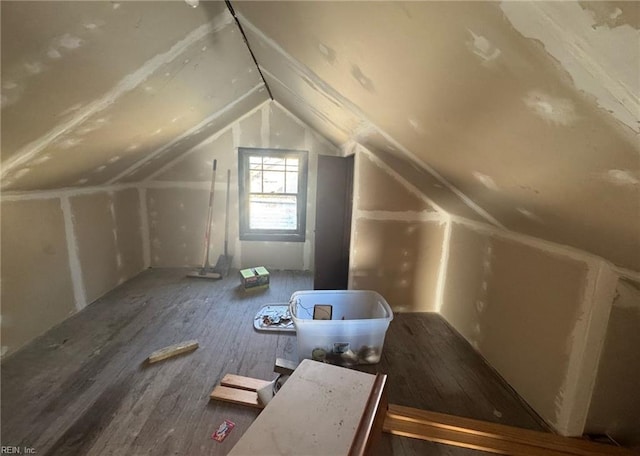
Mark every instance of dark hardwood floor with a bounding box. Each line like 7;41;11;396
1;269;547;455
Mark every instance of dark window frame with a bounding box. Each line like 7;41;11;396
238;147;308;242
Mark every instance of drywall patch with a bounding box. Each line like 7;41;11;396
350;64;375;93
524;90;578;126
32;155;51;165
517;207;544;224
47;48;62;59
261;103;270;147
602;169;639;186
0;80;23;109
54;137;83;150
579;2;638;30
501;1;639;133
554;260;618;435
24;61;46;75
318;42;336;65
407;117;427;135
57;33;83;50
467;30;501;63
12;168;31;180
472;171;499;191
435;217;452;313
60;196;87;310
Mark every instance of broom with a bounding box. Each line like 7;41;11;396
212;169;233;277
187;160;221;280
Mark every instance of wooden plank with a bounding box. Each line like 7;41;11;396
209;385;263;409
384;414;564;456
386;404;632;456
146;340;199;364
220;374;272;392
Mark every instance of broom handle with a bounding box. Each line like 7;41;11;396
203;160;217;268
224;169;231;257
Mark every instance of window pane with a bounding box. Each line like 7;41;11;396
285;172;298;193
249;170;262;193
263;156;285;171
249;156;263;169
249;194;297;230
286;157;299;171
263;171;285;193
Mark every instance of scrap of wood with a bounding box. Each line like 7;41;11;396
220;374;272;392
384;404;632;456
274;358;298;376
147;340;199;364
211;373;273;409
210;385;263;409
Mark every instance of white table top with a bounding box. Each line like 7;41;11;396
228;359;376;456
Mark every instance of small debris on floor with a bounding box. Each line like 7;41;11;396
211;419;235;442
253;305;294;332
146;340;199;364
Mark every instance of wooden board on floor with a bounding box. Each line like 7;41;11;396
219;374;271;392
147;340;199;364
385;404;632;456
210;386;262;409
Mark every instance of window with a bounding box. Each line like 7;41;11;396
238;148;308;242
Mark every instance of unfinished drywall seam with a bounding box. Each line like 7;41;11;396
355;210;444;223
358;145;445;214
347;151;362;290
138;187;151;269
112;83;265;184
554;259;618;435
231;121;243;269
141;181;219;190
232;123;241;147
449;214;629;271
60;196;87;311
435;216;453;313
302;128;313;271
614;265;640;282
2;12;234;180
261;102;270;147
1;183;135;202
238;13;503;228
144;97;270;182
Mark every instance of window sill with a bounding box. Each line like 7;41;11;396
240;233;306;243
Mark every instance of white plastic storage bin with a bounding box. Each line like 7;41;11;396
289;290;393;366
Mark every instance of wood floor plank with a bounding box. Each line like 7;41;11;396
2;269;617;456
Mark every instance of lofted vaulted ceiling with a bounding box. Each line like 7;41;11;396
1;1;639;271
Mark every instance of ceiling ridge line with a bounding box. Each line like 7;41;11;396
259;67;351;138
237;12;504;229
225;0;273;101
